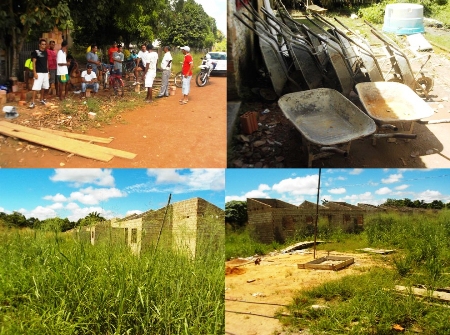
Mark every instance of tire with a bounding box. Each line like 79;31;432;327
195;71;208;87
113;77;124;97
174;72;183;88
103;72;109;89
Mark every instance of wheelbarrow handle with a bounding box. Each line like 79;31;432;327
320;147;348;157
373;133;417;139
380;124;398;131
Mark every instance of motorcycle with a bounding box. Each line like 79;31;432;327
195;56;216;87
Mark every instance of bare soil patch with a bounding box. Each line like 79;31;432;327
225;250;387;335
0;77;226;168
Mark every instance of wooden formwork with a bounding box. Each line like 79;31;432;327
298;255;354;271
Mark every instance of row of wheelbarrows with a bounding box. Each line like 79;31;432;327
234;0;436;167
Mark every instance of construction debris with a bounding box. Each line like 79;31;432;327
357;248;395;255
298;255;354;271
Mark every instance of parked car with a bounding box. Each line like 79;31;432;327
207;52;227;75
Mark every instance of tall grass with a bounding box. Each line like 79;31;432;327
0;228;224;334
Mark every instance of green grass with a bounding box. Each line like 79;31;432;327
277;211;450;334
0;228;224;334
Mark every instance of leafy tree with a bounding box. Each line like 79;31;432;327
160;0;217;49
0;0;71;78
225;201;248;229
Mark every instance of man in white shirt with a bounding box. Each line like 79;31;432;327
133;44;147;85
143;44;159;103
56;40;70;100
81;64;99;98
156;46;172;98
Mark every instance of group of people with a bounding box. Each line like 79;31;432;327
26;39;71;108
26;39;194;107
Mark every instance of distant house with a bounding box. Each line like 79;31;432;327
85;197;224;256
247;198;383;244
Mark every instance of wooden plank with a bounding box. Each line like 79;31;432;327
298;256;354;271
395;285;450;302
39;128;113;143
0;121;136;160
0;123;113;162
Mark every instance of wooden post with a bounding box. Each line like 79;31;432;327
313;168;321;259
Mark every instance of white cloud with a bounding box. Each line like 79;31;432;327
144;169;225;192
50;169;115;187
225;184;271;202
395;184;409;191
340;192;373;204
48;203;64;210
349;169;363;175
337;176;346;181
376;187;392;195
43;193;68;202
415;190;442;202
20;206;58;220
66;202;80;210
328;188;346;194
272;175;319;195
69;187;127;205
382;173;403;184
125;210;143;217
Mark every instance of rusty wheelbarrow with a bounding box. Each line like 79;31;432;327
278;88;377;167
355;82;434;145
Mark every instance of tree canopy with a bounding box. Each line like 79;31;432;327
225;201;248;229
382;198;448;210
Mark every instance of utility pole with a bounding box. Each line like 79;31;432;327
313;168;321;259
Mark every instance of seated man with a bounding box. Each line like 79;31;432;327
81;64;99;98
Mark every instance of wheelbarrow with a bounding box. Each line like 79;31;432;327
278;88;377;167
355;82;434;145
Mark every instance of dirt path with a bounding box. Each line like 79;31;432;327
0;77;226;168
225;251;385;335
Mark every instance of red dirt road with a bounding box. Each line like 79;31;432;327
0;77;226;168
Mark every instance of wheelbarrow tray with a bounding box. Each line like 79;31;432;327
355;82;434;122
278;88;376;146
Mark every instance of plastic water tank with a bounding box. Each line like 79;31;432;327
382;3;425;35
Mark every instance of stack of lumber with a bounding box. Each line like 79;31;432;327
0;121;136;162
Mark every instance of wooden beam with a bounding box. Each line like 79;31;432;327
39;128;113;143
0;121;136;160
395;285;450;302
0;122;113;162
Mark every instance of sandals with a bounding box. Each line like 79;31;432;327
180;100;188;104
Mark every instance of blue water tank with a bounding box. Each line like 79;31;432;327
383;3;425;35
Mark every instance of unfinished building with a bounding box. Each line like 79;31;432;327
86;197;224;256
248;198;379;244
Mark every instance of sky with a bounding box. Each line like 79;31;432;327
195;0;227;35
226;169;450;206
0;169;225;221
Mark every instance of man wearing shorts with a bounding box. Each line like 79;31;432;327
57;40;70;100
133;44;147;85
180;46;193;104
30;39;49;108
47;40;57;96
143;44;158;103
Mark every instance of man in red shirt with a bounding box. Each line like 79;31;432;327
108;41;118;65
180;46;193;104
47;40;58;95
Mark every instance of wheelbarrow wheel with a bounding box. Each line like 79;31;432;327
415;76;434;98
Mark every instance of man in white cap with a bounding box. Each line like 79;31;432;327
179;46;193;104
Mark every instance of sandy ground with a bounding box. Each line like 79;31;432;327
0;76;226;168
225;250;386;335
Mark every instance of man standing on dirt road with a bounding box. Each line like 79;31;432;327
180;46;193;105
143;44;158;103
113;44;124;76
56;40;71;100
29;39;49;109
47;40;57;96
133;44;147;85
108;41;118;66
156;46;172;98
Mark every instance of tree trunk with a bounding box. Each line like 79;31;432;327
9;0;30;79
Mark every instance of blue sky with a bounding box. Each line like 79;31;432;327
226;169;450;206
195;0;226;35
0;169;225;221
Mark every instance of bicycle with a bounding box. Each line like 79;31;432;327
173;62;183;88
100;64;124;96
